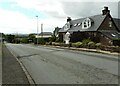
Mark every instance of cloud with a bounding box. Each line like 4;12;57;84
8;0;119;19
62;2;118;18
0;8;36;33
9;0;67;19
0;0;119;34
0;8;65;34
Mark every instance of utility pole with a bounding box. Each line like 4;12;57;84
36;16;39;44
41;23;43;38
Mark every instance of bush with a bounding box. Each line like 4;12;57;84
53;42;60;46
88;41;96;49
20;38;28;43
38;38;45;45
113;39;120;47
34;38;45;45
49;36;56;42
95;43;102;49
46;41;52;45
72;42;82;48
81;39;92;48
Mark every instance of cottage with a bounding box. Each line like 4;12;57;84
35;32;52;38
58;7;120;45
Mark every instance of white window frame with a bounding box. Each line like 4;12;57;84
78;23;81;26
82;18;92;29
64;22;70;31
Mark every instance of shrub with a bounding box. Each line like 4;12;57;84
46;42;52;45
95;43;102;49
113;39;120;47
82;39;92;48
49;36;56;42
72;42;82;48
53;42;60;46
34;38;45;45
38;38;45;45
20;38;28;43
52;42;55;45
88;41;96;49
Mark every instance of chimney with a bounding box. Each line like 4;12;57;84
102;6;110;15
67;17;72;22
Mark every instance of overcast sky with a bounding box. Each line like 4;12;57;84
0;0;119;34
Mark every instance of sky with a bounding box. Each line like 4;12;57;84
0;0;119;34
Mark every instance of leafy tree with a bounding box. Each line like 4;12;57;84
28;34;35;43
49;36;56;42
5;34;15;43
20;38;28;43
34;38;45;45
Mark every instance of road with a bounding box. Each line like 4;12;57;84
6;43;119;84
2;44;29;84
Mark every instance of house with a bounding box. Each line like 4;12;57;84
35;32;53;42
58;6;120;45
35;32;52;38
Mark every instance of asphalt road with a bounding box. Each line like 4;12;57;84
6;43;119;84
2;44;29;84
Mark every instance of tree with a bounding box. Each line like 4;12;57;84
49;36;56;42
5;34;15;43
28;34;35;43
20;38;28;43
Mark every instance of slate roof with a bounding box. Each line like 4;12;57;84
113;18;120;31
59;14;120;40
99;31;120;39
59;14;106;33
39;32;52;36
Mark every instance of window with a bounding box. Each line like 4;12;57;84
74;23;77;27
109;18;111;20
111;34;116;37
82;18;92;29
84;24;87;27
64;22;70;31
109;21;112;27
78;23;81;26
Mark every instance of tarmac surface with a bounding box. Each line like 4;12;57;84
6;43;119;84
2;44;29;84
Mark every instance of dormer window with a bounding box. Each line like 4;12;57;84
82;18;92;29
64;22;70;31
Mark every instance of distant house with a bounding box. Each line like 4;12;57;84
35;32;52;38
58;7;120;45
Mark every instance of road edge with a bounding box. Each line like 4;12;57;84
44;45;119;56
5;44;36;85
37;45;119;61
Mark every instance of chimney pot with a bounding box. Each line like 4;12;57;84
102;6;110;15
67;17;72;22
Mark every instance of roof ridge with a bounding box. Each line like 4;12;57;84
72;14;103;21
